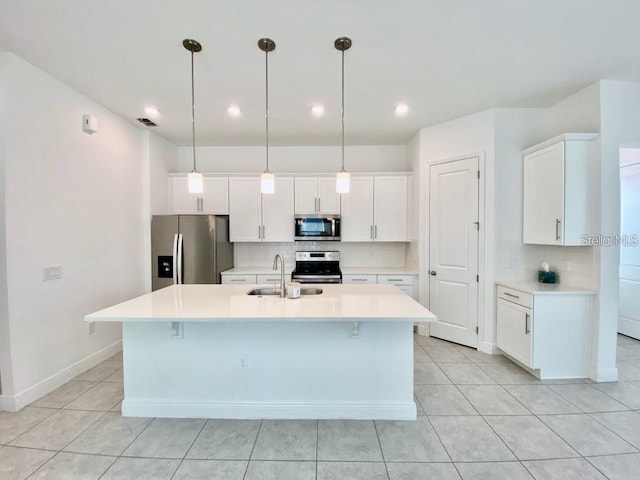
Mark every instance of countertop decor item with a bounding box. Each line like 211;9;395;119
183;38;203;193
335;36;352;194
259;37;276;194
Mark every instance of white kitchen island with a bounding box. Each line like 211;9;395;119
85;284;436;420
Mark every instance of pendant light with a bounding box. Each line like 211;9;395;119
259;38;276;194
335;37;352;194
183;38;203;194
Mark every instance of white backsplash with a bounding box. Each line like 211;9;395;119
234;242;408;268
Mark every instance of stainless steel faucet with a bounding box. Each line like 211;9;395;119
272;254;286;298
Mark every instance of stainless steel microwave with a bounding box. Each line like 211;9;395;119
294;215;341;241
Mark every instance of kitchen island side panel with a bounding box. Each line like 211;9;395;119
121;320;415;420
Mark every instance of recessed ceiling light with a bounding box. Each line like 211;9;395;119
394;102;409;116
144;106;160;117
227;105;242;117
311;104;325;117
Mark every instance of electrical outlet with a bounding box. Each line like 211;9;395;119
43;265;62;281
88;322;96;335
238;354;249;369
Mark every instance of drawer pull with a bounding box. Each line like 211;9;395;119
231;279;246;282
352;279;367;282
503;292;520;299
388;278;403;282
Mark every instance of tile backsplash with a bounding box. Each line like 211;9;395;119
234;242;408;268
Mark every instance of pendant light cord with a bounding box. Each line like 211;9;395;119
190;50;197;173
265;47;270;173
341;48;345;172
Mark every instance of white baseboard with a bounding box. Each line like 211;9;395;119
0;340;122;412
122;399;417;421
479;341;500;355
618;317;640;341
589;366;618;383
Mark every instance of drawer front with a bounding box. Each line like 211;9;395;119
396;285;414;297
256;274;292;284
221;274;257;284
377;274;414;286
497;286;533;309
342;274;377;284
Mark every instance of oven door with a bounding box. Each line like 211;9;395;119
294;216;340;241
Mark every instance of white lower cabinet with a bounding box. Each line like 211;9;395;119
496;283;593;379
343;273;417;300
221;273;291;285
342;274;377;284
221;274;256;285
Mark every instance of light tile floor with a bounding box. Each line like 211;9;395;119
2;334;640;479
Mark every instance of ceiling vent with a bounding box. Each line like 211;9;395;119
136;117;157;127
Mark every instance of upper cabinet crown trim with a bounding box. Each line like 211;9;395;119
521;133;599;156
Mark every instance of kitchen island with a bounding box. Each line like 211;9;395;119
86;284;437;420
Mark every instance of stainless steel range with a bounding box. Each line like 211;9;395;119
291;251;342;284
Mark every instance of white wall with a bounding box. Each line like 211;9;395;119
0;53;148;410
595;80;640;379
149;133;178;215
0;53;13;397
176;145;408;173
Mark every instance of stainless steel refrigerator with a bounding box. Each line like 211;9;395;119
151;215;234;291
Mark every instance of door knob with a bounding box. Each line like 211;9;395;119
430;270;437;276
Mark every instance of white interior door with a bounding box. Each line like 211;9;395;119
619;162;640;340
428;157;479;347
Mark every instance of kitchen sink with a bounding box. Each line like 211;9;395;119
247;287;323;296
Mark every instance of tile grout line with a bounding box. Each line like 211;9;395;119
371;420;391;480
241;419;263;480
169;418;210;480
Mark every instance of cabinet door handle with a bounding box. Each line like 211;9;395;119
317;198;321;212
258;225;261;239
525;313;530;334
261;225;265;239
503;292;520;299
555;218;561;241
370;225;374;240
374;225;378;239
429;270;437;276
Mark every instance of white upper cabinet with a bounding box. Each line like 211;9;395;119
262;177;295;241
341;176;375;241
341;175;408;242
522;134;597;246
229;176;294;242
374;176;409;241
294;176;341;214
169;176;229;214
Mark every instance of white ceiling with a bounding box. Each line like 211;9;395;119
1;0;639;146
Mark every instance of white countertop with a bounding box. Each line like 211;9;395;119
497;281;596;295
86;284;437;323
222;266;418;275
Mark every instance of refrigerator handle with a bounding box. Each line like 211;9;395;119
172;234;179;284
177;234;184;284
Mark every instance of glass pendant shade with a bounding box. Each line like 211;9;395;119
336;171;350;194
188;171;203;193
261;172;275;194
